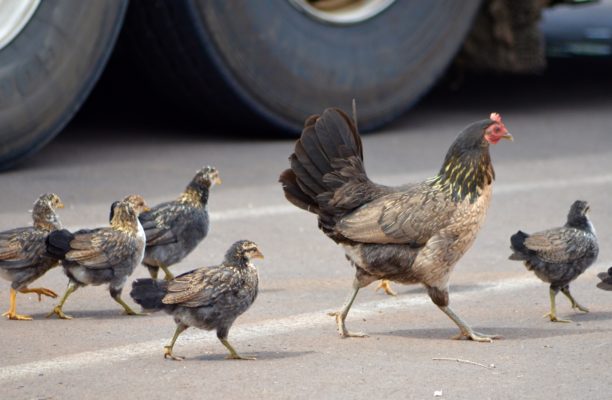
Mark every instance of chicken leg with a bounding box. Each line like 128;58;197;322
164;323;188;361
2;288;33;320
543;287;571;323
19;287;58;301
439;306;501;342
561;286;589;313
47;281;79;319
328;278;368;338
110;287;146;316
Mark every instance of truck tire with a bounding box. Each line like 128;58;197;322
126;0;481;133
0;0;127;169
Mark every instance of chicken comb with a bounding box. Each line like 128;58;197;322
490;112;502;123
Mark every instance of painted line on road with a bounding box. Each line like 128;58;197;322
210;174;612;222
0;273;563;382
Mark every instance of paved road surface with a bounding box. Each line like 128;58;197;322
1;72;611;399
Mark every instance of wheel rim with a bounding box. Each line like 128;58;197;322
288;0;396;25
0;0;40;50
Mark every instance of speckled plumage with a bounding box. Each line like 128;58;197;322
280;108;511;340
138;166;221;280
509;200;598;321
130;240;262;360
46;200;148;318
0;194;64;320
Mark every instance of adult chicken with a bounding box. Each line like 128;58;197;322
509;200;599;322
0;193;64;320
279;108;512;341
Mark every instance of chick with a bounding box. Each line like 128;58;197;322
139;166;221;281
596;267;612;291
0;194;64;320
46;197;148;319
509;200;598;322
130;240;262;361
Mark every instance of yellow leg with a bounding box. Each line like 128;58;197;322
328;278;368;338
113;294;146;316
159;263;175;281
561;287;589;313
543;288;571;323
19;287;58;301
47;281;78;319
2;288;33;320
220;338;256;360
440;305;501;342
375;279;397;296
164;324;188;361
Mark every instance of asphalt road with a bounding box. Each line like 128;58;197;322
1;71;611;400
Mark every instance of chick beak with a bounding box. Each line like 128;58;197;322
215;176;222;185
143;206;151;212
501;132;513;141
57;202;65;209
252;249;264;260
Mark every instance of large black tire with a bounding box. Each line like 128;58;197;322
126;0;481;133
0;0;128;169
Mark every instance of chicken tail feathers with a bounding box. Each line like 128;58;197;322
46;229;74;259
596;268;612;291
280;107;377;239
130;278;169;312
509;230;530;260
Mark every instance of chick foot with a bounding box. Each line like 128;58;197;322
163;346;185;361
571;303;589;313
375;280;397;296
451;330;501;342
328;311;368;338
2;311;33;321
543;312;571;323
220;338;256;360
225;354;256;360
20;287;58;301
46;306;73;320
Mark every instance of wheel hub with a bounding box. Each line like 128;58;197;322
288;0;396;25
0;0;40;51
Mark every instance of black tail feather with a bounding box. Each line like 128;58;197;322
130;279;169;311
279;107;369;232
46;229;74;259
509;230;530;260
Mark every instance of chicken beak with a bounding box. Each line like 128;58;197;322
57;202;65;209
215;176;222;185
143;206;151;212
501;132;513;141
252;249;264;260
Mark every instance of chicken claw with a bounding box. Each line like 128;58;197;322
46;306;73;320
163;346;185;361
375;280;397;296
328;311;368;338
543;312;571;323
20;287;58;302
2;310;33;321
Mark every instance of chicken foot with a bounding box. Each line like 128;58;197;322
560;287;589;313
19;287;58;301
47;281;79;319
375;279;397;296
110;287;146;316
439;306;501;342
328;278;368;338
164;324;188;361
2;288;33;320
544;287;571;323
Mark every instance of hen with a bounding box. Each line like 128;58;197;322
509;200;599;322
46;197;148;319
138;166;221;281
279;108;512;341
597;267;612;291
130;240;263;361
0;193;64;320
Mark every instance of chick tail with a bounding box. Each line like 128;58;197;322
130;278;169;312
596;269;612;291
508;230;530;260
280;108;374;236
46;229;74;259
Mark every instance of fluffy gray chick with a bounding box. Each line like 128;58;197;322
130;240;262;361
139;166;221;281
509;200;598;322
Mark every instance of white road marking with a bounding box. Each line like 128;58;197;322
210;174;612;222
0;274;563;382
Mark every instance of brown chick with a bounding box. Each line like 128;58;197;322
280;108;511;341
0;194;64;320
